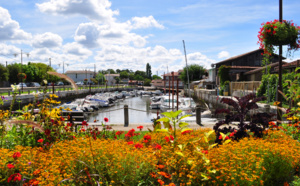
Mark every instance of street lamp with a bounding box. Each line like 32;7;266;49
14;49;29;93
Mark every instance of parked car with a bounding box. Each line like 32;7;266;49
56;81;64;86
27;82;41;87
76;81;84;85
17;83;27;87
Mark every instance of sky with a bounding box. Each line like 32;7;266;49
0;0;299;76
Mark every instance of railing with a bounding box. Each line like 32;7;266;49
230;81;261;93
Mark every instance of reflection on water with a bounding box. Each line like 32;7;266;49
87;96;159;124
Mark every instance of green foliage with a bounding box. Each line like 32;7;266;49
7;63;21;84
0;64;9;82
95;72;106;84
217;65;230;86
180;64;206;84
144;78;151;86
257;71;300;105
152;75;162;80
146;63;152;79
119;71;129;79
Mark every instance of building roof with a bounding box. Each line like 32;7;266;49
282;59;300;68
225;66;258;69
162;70;183;76
214;49;285;66
244;61;287;75
65;70;94;74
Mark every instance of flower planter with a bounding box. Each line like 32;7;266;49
258;19;300;55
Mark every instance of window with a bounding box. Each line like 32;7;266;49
76;74;77;78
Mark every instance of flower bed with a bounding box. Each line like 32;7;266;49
0;129;299;185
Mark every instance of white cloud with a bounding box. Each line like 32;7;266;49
0;7;32;41
218;51;230;59
187;52;216;69
63;42;92;56
32;32;63;48
131;16;164;29
0;43;20;55
36;0;119;23
74;22;101;48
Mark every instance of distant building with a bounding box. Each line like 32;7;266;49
162;70;184;89
65;70;95;83
104;74;120;86
212;49;283;84
151;79;164;88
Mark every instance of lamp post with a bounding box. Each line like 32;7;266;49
277;0;283;121
14;50;29;93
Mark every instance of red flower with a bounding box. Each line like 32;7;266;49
7;164;14;169
134;143;143;149
225;136;230;140
104;117;109;122
170;135;174;140
143;140;149;143
181;130;192;135
154;144;162;150
137;125;143;130
8;173;21;183
82;121;88;126
116;131;124;136
229;132;235;137
37;139;44;143
202;150;208;154
12;152;21;159
165;136;170;142
127;141;134;145
143;135;151;141
218;135;223;140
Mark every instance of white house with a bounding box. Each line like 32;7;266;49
65;70;95;83
104;74;120;86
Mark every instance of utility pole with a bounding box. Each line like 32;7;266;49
49;58;51;67
14;49;29;93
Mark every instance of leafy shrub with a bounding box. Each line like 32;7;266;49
214;93;273;142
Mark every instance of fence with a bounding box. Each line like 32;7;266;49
229;81;261;96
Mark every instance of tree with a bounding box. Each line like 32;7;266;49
120;71;129;79
114;76;121;84
146;63;152;79
152;75;162;80
179;64;206;84
7;63;21;84
144;78;152;86
31;62;58;83
95;72;106;84
135;70;146;79
0;64;9;82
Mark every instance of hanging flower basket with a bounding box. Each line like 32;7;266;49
258;19;300;55
84;78;88;82
17;73;27;80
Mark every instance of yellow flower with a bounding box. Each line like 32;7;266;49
297;102;300;106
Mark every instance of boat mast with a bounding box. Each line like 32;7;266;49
182;40;191;99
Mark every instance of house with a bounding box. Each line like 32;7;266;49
244;61;287;81
274;59;300;73
128;80;144;85
162;70;184;89
104;74;120;86
151;79;164;88
65;70;95;84
212;49;282;84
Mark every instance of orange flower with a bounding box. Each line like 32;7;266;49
157;179;164;185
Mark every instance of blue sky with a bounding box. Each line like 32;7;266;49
0;0;299;75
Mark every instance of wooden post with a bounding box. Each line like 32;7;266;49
28;90;30;95
177;78;179;111
172;71;174;110
124;104;129;127
52;84;54;94
8;91;10;96
196;105;202;126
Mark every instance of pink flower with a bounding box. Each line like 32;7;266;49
104;117;109;122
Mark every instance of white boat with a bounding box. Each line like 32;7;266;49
150;96;162;109
160;96;180;111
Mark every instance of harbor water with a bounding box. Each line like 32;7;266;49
87;96;160;124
